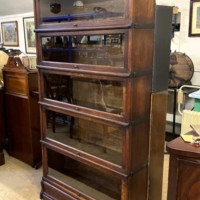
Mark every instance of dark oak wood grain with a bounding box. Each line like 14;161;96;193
149;91;168;200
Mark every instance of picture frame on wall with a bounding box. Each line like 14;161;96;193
189;0;200;36
1;21;19;46
23;17;36;54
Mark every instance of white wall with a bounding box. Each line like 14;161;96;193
157;0;200;128
0;12;34;55
157;0;200;86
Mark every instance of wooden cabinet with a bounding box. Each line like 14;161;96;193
167;137;200;200
2;57;41;168
0;87;5;165
34;0;161;199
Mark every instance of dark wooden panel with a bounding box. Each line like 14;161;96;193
4;73;27;95
152;5;172;92
178;160;200;199
0;88;5;165
6;94;32;164
128;167;149;200
3;69;41;167
149;91;168;200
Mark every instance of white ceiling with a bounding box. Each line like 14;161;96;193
0;1;34;16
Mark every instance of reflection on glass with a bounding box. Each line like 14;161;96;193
44;73;125;115
47;150;121;199
42;34;124;67
46;110;122;165
40;0;124;22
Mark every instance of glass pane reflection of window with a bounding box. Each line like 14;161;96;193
42;34;124;67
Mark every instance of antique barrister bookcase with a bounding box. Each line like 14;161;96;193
34;0;155;199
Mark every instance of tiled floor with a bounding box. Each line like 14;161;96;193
0;151;169;200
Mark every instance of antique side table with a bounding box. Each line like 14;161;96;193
167;137;200;200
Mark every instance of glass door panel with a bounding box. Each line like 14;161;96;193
46;110;123;166
41;33;125;67
39;0;125;23
43;73;125;116
47;149;121;200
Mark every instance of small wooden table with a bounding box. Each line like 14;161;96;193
0;87;5;165
166;137;200;200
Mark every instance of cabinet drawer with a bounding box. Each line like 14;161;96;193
4;74;27;96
